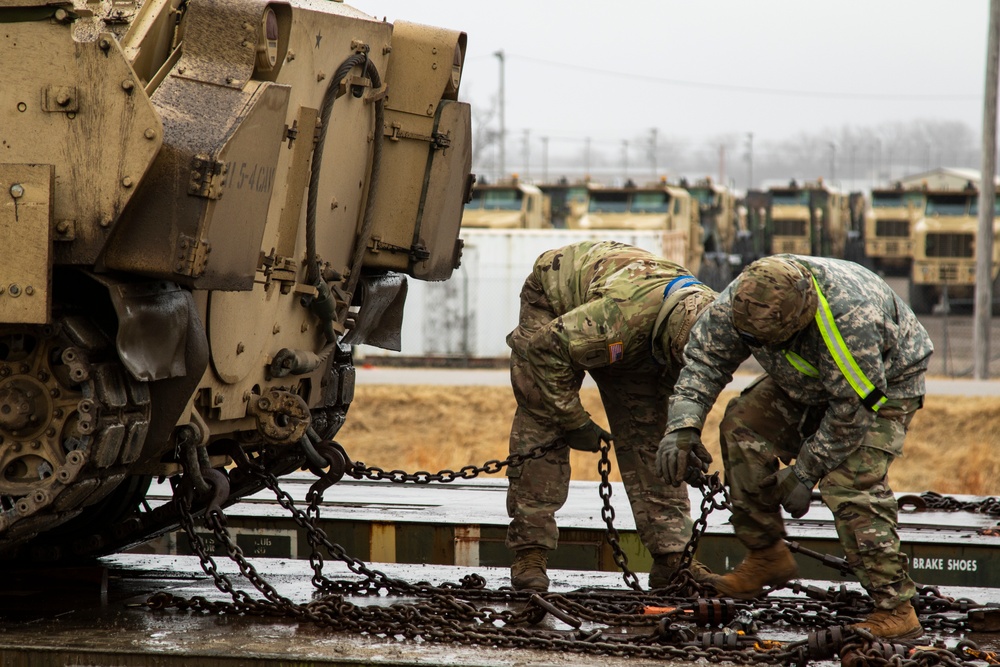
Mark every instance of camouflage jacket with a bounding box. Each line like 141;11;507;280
509;241;702;430
666;254;933;483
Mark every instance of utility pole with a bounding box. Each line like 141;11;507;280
974;0;1000;379
584;137;591;180
649;128;658;180
521;128;530;180
622;140;629;182
494;49;505;180
745;132;754;191
829;142;836;184
541;136;549;182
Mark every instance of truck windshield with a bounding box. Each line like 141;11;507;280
926;195;972;217
688;188;715;206
969;198;1000;215
474;188;523;211
631;192;670;213
872;193;905;208
771;191;810;206
589;192;628;213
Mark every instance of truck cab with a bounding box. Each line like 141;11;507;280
577;181;703;274
756;180;850;258
865;184;924;277
910;185;1000;313
462;179;548;229
538;180;589;229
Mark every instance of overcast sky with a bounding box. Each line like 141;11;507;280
354;0;991;154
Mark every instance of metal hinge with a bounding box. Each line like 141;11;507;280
385;123;451;150
174;234;211;277
368;236;430;262
187;154;226;200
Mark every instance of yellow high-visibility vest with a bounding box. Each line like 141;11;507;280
783;275;888;412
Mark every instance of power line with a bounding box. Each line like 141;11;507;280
501;53;979;102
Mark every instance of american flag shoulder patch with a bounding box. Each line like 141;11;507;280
608;341;624;363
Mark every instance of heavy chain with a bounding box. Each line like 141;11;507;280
677;471;731;587
345;439;564;484
917;491;1000;517
146;448;1000;666
597;440;642;591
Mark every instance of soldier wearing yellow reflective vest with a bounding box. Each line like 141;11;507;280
657;254;933;641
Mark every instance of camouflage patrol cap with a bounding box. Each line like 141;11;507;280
652;280;717;365
732;256;818;346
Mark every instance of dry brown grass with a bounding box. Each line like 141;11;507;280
339;385;1000;496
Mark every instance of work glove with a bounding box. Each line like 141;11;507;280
563;419;612;452
656;428;712;487
761;466;814;518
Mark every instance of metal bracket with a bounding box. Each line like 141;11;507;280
42;86;79;113
368;236;431;262
187;154;227;200
384;122;451;150
338;75;371;99
174;234;211;277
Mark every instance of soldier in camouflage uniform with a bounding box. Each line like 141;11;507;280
657;254;933;640
506;240;717;592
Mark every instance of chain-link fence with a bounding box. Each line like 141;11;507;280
920;313;1000;378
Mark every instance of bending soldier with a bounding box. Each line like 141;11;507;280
506;240;716;592
658;254;933;640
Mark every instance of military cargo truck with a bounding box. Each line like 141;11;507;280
538;179;589;229
462;178;548;229
0;0;471;559
684;177;738;256
910;184;1000;313
576;181;703;275
864;183;925;277
682;177;748;290
747;180;851;259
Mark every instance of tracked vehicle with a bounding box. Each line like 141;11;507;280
0;0;472;560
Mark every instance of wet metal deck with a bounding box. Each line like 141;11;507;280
2;554;1000;667
137;474;1000;589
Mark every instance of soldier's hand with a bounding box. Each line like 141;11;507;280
657;428;712;486
761;466;813;518
563;420;612;452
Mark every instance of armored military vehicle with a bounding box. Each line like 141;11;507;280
0;0;471;560
864;183;924;277
747;179;851;259
577;181;704;275
681;177;748;290
538;179;589;229
910;183;1000;313
461;177;549;229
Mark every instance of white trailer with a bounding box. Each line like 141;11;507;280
358;228;667;360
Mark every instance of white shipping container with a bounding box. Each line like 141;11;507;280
358;229;665;360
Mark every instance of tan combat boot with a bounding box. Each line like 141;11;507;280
850;601;923;640
705;540;798;599
510;548;550;592
648;553;715;588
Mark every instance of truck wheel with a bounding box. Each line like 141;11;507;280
908;283;936;315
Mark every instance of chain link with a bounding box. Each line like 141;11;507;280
597;440;642;591
345;439;564;484
147;447;998;667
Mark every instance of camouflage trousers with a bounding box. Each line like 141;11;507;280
505;278;692;556
719;375;922;608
